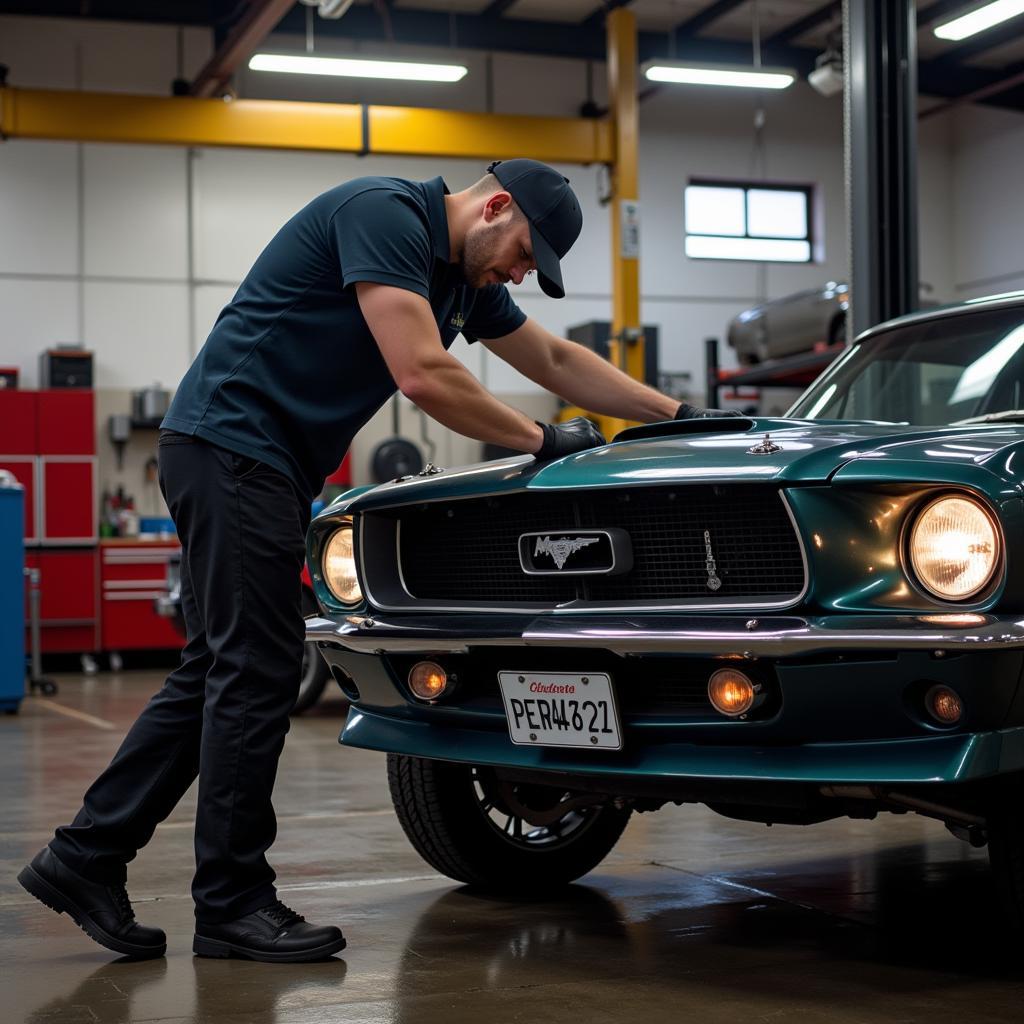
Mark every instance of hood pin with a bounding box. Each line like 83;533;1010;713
748;433;782;455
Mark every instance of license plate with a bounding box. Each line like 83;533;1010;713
497;672;622;750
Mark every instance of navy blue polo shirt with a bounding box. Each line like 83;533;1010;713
163;176;526;499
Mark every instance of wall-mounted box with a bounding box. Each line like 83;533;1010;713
40;349;93;389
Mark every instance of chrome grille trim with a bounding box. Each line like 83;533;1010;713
360;488;809;614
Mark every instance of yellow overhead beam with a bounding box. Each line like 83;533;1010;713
0;87;612;164
369;106;611;164
0;88;362;152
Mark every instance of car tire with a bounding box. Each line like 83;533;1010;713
293;588;330;715
387;754;632;891
988;797;1024;932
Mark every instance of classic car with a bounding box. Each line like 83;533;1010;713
306;290;1024;929
728;281;849;365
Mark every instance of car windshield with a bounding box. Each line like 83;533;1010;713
788;302;1024;425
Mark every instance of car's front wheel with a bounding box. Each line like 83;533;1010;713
293;588;331;715
387;754;632;891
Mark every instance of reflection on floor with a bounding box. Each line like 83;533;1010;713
2;671;1021;1023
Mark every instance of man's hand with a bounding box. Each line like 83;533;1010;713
534;417;606;461
675;402;745;420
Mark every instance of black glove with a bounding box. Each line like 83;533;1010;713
535;417;607;460
675;402;744;419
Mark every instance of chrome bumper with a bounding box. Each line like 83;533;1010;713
305;612;1024;658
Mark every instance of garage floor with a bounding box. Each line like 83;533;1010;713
3;672;1023;1023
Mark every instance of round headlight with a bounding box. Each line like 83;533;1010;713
323;522;363;606
908;495;1000;601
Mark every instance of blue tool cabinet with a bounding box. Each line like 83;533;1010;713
0;474;25;714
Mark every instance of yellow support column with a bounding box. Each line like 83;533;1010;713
605;7;644;438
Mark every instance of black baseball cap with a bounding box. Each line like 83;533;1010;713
486;159;582;299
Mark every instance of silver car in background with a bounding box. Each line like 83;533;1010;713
728;281;849;365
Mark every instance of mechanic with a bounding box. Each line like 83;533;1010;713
19;158;722;963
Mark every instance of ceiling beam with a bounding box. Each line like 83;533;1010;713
0;0;232;24
672;0;748;40
261;4;1024;114
274;5;820;69
480;0;518;17
190;0;296;98
765;1;840;48
921;57;1024;117
580;1;635;31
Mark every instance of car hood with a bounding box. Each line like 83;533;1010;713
343;418;1024;513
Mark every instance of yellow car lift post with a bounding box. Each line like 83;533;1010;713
559;7;645;440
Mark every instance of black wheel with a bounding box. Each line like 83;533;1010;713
293;588;330;715
988;794;1024;932
371;437;423;483
387;754;632;891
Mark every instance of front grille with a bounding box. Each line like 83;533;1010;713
388;484;805;607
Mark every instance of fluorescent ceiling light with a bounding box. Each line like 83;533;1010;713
249;53;468;82
642;61;795;90
934;0;1024;40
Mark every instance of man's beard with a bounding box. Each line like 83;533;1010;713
461;220;508;289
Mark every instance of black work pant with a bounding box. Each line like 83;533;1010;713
50;434;310;923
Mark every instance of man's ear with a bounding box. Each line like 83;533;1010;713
482;191;514;222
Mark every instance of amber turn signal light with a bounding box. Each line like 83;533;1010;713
408;661;449;701
708;668;758;718
925;684;963;725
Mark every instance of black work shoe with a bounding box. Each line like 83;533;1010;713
193;900;346;963
18;846;166;959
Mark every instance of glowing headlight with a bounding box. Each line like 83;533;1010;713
908;495;1000;601
322;520;363;605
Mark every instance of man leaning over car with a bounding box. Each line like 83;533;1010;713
19;158;725;963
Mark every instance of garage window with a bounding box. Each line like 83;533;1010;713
684;179;814;263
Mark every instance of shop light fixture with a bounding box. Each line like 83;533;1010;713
641;60;795;90
249;53;468;82
934;0;1024;41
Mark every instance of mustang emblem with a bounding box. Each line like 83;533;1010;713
703;529;723;591
534;535;601;570
748;433;782;455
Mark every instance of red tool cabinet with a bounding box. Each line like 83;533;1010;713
101;540;184;651
23;549;99;653
1;389;100;654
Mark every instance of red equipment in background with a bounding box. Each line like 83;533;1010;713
0;389;99;654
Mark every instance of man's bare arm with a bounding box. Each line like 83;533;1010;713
356;283;544;453
483;318;679;422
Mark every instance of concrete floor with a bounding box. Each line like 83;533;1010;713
3;672;1024;1023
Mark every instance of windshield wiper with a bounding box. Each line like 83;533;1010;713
952;409;1024;425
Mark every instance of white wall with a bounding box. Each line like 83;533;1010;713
949;104;1024;299
0;13;973;497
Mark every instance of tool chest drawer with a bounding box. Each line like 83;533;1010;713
101;542;184;651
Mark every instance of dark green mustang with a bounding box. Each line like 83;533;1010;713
306;290;1024;927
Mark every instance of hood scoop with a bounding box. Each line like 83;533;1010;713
614;416;756;443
